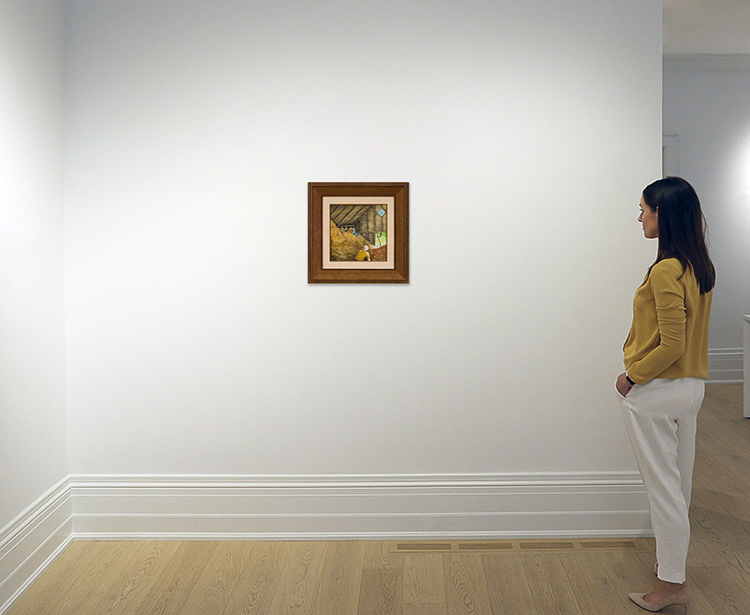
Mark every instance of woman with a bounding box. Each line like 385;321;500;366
616;177;715;614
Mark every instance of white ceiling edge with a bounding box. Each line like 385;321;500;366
663;0;750;55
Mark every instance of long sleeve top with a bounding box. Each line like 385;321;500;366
623;258;712;384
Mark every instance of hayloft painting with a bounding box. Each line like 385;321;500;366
308;182;409;283
329;204;388;263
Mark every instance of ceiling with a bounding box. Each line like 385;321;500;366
664;0;750;54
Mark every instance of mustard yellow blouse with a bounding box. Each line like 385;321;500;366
623;258;712;384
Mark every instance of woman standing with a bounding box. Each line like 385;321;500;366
616;177;715;614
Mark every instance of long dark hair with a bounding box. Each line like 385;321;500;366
642;176;715;294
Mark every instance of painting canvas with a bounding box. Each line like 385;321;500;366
308;183;408;283
322;196;395;270
330;203;388;262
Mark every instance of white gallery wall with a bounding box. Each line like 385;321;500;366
0;0;68;544
63;0;664;474
63;0;662;538
0;0;70;609
664;56;750;382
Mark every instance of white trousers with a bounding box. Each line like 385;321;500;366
621;377;705;584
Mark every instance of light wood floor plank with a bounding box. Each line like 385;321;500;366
688;505;727;569
46;541;145;615
593;551;658;607
134;540;219;615
558;552;633;614
482;552;535;614
80;541;180;615
689;565;750;615
267;541;327;615
519;553;583;615
696;412;750;484
314;541;366;615
690;491;750;577
682;567;722;615
402;605;446;615
702;384;745;435
403;553;445;612
693;441;750;500
357;568;403;615
178;541;254;615
442;554;492;615
223;541;284;615
364;541;402;571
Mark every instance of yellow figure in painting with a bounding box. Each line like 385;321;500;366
355;245;371;261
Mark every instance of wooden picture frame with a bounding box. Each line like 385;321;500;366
308;182;409;283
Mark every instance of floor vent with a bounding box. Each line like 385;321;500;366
519;542;576;550
458;542;514;551
395;543;453;551
580;540;638;550
391;538;653;554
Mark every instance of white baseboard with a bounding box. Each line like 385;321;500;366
707;348;743;384
0;478;73;615
69;473;651;541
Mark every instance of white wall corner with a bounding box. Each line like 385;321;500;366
0;478;73;615
708;348;744;384
69;473;651;541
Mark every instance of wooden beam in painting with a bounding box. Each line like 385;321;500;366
331;205;372;227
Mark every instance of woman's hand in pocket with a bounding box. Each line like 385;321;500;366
616;372;633;397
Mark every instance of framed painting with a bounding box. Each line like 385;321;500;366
308;182;409;283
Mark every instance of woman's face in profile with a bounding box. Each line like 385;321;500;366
638;196;659;239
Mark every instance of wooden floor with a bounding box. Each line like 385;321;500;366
7;384;748;615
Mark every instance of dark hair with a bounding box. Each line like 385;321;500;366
642;176;715;294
